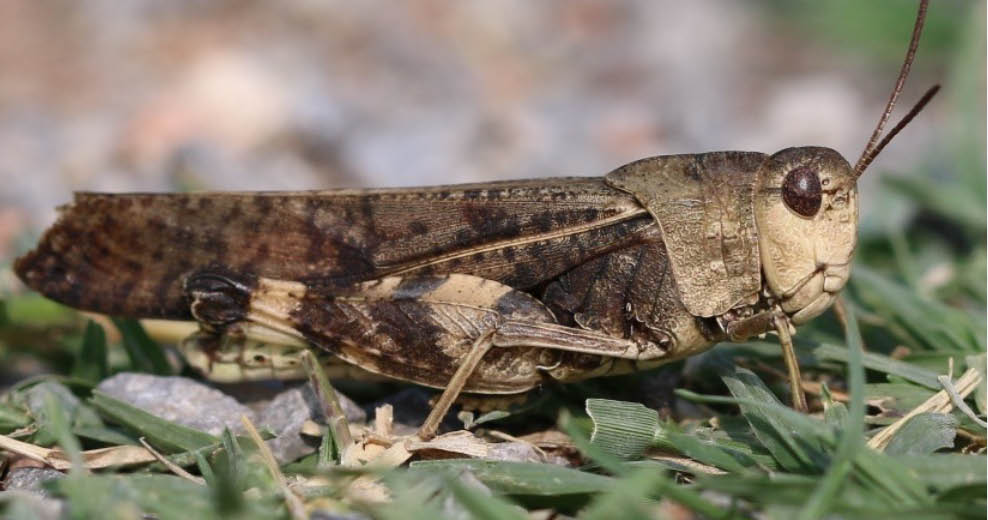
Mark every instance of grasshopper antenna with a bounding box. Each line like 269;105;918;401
855;84;939;176
854;0;938;177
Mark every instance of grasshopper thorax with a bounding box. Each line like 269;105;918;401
754;146;858;325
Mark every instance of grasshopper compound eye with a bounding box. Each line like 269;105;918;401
782;166;822;218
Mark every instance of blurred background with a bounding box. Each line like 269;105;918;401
0;1;984;377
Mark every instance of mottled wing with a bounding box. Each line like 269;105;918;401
605;152;765;317
15;178;651;319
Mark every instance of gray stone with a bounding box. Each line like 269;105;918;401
0;490;64;520
485;442;545;463
261;382;366;427
96;373;257;436
3;468;64;498
258;382;365;464
213;380;290;406
22;381;82;417
18;381;106;442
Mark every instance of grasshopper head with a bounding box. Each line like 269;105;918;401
750;0;940;328
754;147;857;324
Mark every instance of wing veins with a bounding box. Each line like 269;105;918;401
382;207;648;274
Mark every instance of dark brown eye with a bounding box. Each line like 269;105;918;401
782;166;822;217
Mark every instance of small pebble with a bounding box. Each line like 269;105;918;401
258;382;365;463
3;467;64;499
96;373;257;436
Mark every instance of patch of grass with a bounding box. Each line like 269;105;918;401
1;266;982;517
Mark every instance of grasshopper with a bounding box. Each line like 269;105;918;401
15;1;937;439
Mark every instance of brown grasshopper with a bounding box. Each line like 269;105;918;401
15;1;937;439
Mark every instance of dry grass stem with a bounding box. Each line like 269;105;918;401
868;367;983;451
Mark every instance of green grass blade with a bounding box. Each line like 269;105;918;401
852;449;933;506
850;266;986;353
675;390;833;443
965;353;987;415
897;454;988;490
579;468;666;520
562;410;634;477
585;398;658;460
0;403;32;434
15;380;104;447
718;369;829;472
209;429;247;515
569;412;734;519
89;391;218;453
376;471;453;520
883;175;985;234
798;301;866;519
653;428;757;474
885;413;959;455
317;425;335;470
112;317;173;375
195;451;216;487
52;474;283;520
43;389;84;473
72;425;138;446
71;320;109;384
442;474;527;520
814;344;941;389
408;460;613;496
